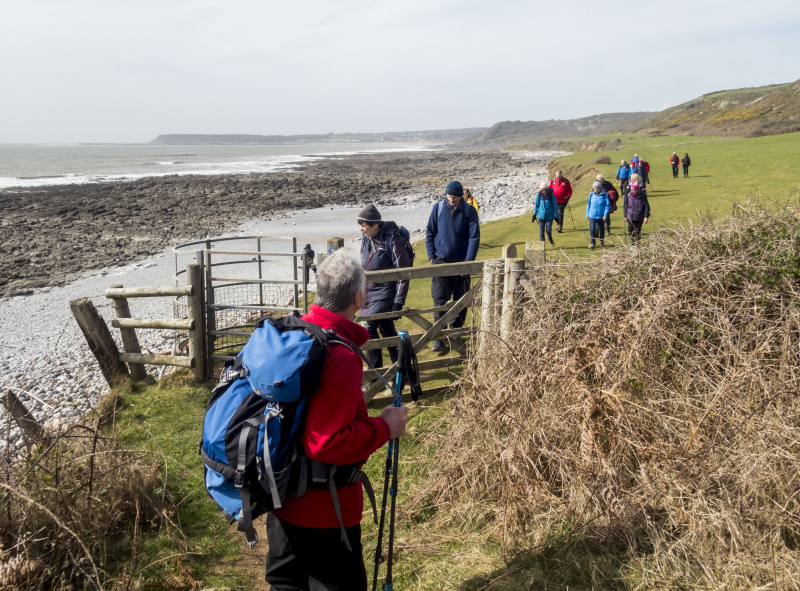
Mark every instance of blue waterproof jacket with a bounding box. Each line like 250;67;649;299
425;199;480;262
616;164;631;180
532;188;558;221
586;190;610;219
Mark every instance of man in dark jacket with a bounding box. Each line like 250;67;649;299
266;250;409;591
425;180;480;351
632;160;649;186
357;204;411;368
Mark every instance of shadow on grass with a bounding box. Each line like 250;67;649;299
480;241;527;250
458;532;633;591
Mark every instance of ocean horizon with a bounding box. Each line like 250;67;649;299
0;142;436;190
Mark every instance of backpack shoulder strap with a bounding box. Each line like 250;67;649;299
385;231;398;267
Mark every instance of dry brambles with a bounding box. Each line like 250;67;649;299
409;198;800;589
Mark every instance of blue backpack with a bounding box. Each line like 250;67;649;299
200;313;384;548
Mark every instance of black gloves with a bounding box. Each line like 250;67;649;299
392;303;403;312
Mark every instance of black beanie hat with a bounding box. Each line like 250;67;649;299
445;180;464;197
357;204;381;224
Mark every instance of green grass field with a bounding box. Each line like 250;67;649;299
104;130;800;589
492;132;800;257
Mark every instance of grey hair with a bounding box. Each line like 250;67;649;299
313;249;365;313
555;170;563;176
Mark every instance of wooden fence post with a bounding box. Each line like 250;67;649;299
326;237;344;254
187;264;206;382
1;389;46;442
525;240;546;266
479;260;504;354
108;285;148;382
70;298;129;387
501;244;518;259
501;258;526;342
318;236;345;267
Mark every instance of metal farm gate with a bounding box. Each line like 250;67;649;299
172;235;308;379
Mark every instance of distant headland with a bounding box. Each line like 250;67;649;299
150;128;487;145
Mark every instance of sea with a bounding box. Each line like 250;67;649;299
0;142;434;190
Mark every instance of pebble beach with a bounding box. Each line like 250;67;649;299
0;148;562;449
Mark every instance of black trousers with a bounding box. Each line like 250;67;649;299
431;260;470;329
672;164;679;178
627;219;644;244
265;514;367;591
556;203;568;229
683;165;689;177
366;317;398;368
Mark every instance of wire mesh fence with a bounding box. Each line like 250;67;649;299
171;235;305;378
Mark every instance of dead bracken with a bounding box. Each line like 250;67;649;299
409;197;800;588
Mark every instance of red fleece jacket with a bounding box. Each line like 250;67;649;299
548;177;573;205
272;304;392;528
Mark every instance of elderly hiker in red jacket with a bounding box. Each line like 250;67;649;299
548;170;573;233
266;250;409;591
670;152;680;178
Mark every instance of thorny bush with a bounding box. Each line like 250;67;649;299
412;199;800;589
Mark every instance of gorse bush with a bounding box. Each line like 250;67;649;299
411;199;800;589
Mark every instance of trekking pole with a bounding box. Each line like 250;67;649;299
372;331;409;591
566;201;577;230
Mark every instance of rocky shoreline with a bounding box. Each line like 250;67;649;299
0;147;560;449
1;149;558;299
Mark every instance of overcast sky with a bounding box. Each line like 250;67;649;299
1;0;798;143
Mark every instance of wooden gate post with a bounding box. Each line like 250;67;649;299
1;389;45;442
326;237;344;254
70;298;129;387
479;260;503;353
501;258;526;342
526;240;546;266
318;236;345;267
187;264;206;382
108;285;148;382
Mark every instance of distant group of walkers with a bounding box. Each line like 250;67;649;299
670;152;692;178
532;151;665;248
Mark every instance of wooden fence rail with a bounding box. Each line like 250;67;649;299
68;242;540;400
71;264;205;385
363;260;488;283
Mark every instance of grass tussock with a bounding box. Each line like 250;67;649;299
0;418;167;590
413;199;800;589
0;375;228;591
